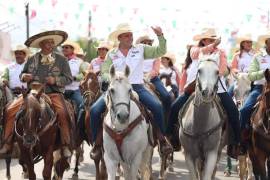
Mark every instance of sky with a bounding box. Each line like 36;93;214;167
0;0;270;63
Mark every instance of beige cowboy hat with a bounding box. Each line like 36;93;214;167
62;40;80;52
108;23;133;41
95;41;113;50
11;45;30;57
135;35;154;44
75;47;86;56
161;52;176;64
24;30;68;48
257;31;270;47
236;34;253;44
193;28;218;41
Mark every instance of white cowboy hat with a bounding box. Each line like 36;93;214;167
62;40;80;52
257;31;270;48
135;35;154;44
95;41;112;50
236;34;253;44
193;28;218;41
75;47;86;56
11;45;30;57
24;30;68;48
161;52;176;64
108;23;133;42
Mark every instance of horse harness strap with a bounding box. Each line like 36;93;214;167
103;114;144;161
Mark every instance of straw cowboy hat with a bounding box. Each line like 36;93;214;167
236;34;253;44
108;23;133;41
62;40;80;52
161;52;176;64
257;31;270;47
75;48;86;56
12;45;30;57
193;28;218;41
135;35;154;44
95;41;112;50
24;30;68;48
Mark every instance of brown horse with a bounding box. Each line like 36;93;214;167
248;69;270;180
14;88;57;180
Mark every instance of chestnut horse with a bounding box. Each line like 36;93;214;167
248;69;270;180
15;89;57;180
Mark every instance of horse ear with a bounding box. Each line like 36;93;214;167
109;65;115;78
264;68;270;82
124;65;130;77
35;85;44;100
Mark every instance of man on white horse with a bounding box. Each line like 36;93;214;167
89;23;173;160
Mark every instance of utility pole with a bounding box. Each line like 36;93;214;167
25;3;29;39
267;9;269;29
87;10;92;61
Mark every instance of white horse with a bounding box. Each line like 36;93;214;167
179;54;227;180
231;72;253;180
103;65;152;180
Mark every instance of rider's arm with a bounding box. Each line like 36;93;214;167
150;59;160;78
144;35;166;59
101;53;113;82
75;61;89;81
248;56;264;82
1;67;9;82
218;50;228;76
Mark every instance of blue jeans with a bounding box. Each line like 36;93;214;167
150;76;172;115
218;92;240;144
240;85;263;130
227;84;235;97
64;89;83;115
171;84;179;97
90;84;165;142
166;92;190;134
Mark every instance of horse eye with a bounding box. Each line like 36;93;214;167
110;88;115;94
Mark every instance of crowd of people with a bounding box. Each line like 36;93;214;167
0;23;270;165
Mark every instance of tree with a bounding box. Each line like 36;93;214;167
76;37;99;62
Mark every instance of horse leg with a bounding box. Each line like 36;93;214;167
19;158;28;178
72;146;81;179
168;152;174;172
185;154;198;180
139;145;153;180
249;147;267;180
267;158;270;180
224;156;231;177
247;155;253;180
159;153;168;180
26;163;36;180
5;154;11;180
238;154;247;180
103;153;117;180
100;158;108;179
202;150;218;180
42;147;54;180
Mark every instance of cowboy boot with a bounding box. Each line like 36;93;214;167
90;130;103;161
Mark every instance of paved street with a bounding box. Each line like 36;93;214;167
0;145;244;180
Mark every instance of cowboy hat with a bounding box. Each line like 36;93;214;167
108;23;133;41
236;34;253;44
135;35;154;44
161;52;176;64
11;45;30;56
95;41;112;50
193;28;218;41
62;40;80;52
24;30;68;48
257;31;270;47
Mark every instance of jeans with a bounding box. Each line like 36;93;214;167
227;84;235;97
171;84;179;97
218;92;240;144
64;89;83;115
239;85;263;130
90;84;165;143
150;76;172;116
166;92;190;134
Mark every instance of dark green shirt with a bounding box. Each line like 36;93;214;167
21;52;72;94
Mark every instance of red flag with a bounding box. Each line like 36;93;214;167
30;10;37;19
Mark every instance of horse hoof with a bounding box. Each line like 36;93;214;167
22;172;29;179
72;173;78;180
223;171;231;177
168;166;174;172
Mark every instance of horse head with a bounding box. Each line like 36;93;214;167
196;53;219;101
16;90;43;148
107;65;132;130
232;72;251;107
80;71;100;107
263;69;270;112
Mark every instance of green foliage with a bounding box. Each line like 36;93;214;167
76;37;99;62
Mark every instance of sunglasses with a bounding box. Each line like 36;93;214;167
62;46;73;49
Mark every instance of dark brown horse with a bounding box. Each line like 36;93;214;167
248;69;270;180
53;71;106;180
15;89;57;180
